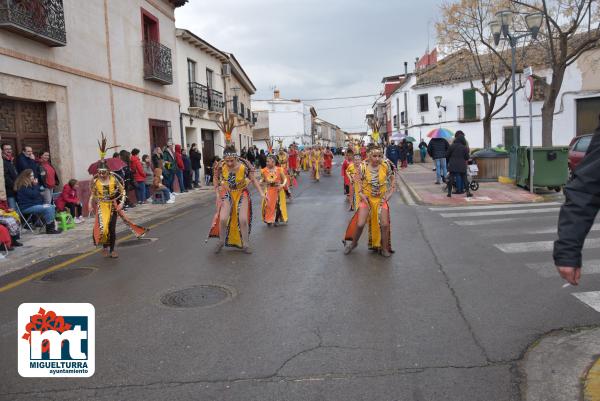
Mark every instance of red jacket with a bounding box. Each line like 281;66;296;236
130;155;146;182
174;145;184;170
55;184;80;211
342;159;351;186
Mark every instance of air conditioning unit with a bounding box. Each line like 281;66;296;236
222;63;231;77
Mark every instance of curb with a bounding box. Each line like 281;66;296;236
397;172;423;205
585;357;600;401
0;189;214;283
520;326;600;401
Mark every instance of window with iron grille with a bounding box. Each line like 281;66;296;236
240;103;245;117
393;115;398;128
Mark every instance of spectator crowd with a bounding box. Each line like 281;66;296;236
0;140;207;258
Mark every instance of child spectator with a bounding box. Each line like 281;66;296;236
0;198;22;248
153;166;173;204
55;179;84;223
142;155;154;201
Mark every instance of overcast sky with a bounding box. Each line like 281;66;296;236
175;0;441;132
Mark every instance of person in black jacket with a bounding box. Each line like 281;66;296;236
258;149;267;169
446;132;472;198
554;114;600;285
189;143;202;188
2;144;19;210
427;138;449;184
16;146;40;179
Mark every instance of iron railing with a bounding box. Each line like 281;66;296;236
143;40;173;85
189;82;209;109
458;104;481;122
208;89;224;113
0;0;66;46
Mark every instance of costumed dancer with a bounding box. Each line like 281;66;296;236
323;147;334;175
278;149;296;200
345;152;363;212
261;155;288;226
311;146;322;182
301;149;309;171
208;144;264;254
343;144;396;257
89;134;148;258
288;144;299;176
341;148;352;202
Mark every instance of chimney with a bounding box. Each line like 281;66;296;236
404;61;408;77
273;88;280;99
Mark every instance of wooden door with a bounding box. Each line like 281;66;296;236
0;98;49;155
149;119;169;149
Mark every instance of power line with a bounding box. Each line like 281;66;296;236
316;103;374;111
304;94;379;102
253;94;380;102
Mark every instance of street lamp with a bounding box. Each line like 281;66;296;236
490;10;543;179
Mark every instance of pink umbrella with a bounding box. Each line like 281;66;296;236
88;157;127;175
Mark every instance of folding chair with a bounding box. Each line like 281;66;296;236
15;203;46;233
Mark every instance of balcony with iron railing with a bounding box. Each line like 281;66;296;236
0;0;66;46
189;82;208;109
208;89;224;113
143;40;173;85
458;104;481;122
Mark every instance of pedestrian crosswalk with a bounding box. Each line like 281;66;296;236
429;202;600;314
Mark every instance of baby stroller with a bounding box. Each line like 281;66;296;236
467;159;479;191
442;159;479;193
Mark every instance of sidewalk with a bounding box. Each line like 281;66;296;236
0;187;214;280
521;326;600;401
398;162;562;206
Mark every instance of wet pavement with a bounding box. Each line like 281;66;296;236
0;165;598;401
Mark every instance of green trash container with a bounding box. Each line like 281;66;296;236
516;147;569;191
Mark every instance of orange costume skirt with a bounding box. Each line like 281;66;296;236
344;196;392;252
262;185;288;224
208;188;252;249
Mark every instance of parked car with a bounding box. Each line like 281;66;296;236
568;133;593;180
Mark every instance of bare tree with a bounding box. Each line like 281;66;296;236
511;0;599;145
438;0;525;148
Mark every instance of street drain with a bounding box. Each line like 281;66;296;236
39;267;96;282
118;238;157;248
326;249;338;253
160;285;234;308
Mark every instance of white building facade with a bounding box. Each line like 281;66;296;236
175;29;255;176
385;48;600;149
252;90;314;149
0;0;186;197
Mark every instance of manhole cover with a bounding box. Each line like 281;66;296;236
118;238;157;248
39;267;96;282
160;285;234;308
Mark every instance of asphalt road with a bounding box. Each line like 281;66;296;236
1;165;599;401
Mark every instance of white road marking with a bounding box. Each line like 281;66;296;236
522;224;600;235
430;202;562;212
440;207;559;218
572;291;600;313
454;217;545;226
526;260;600;278
495;237;600;254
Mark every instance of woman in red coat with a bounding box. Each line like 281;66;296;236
56;179;84;223
323;148;334;175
